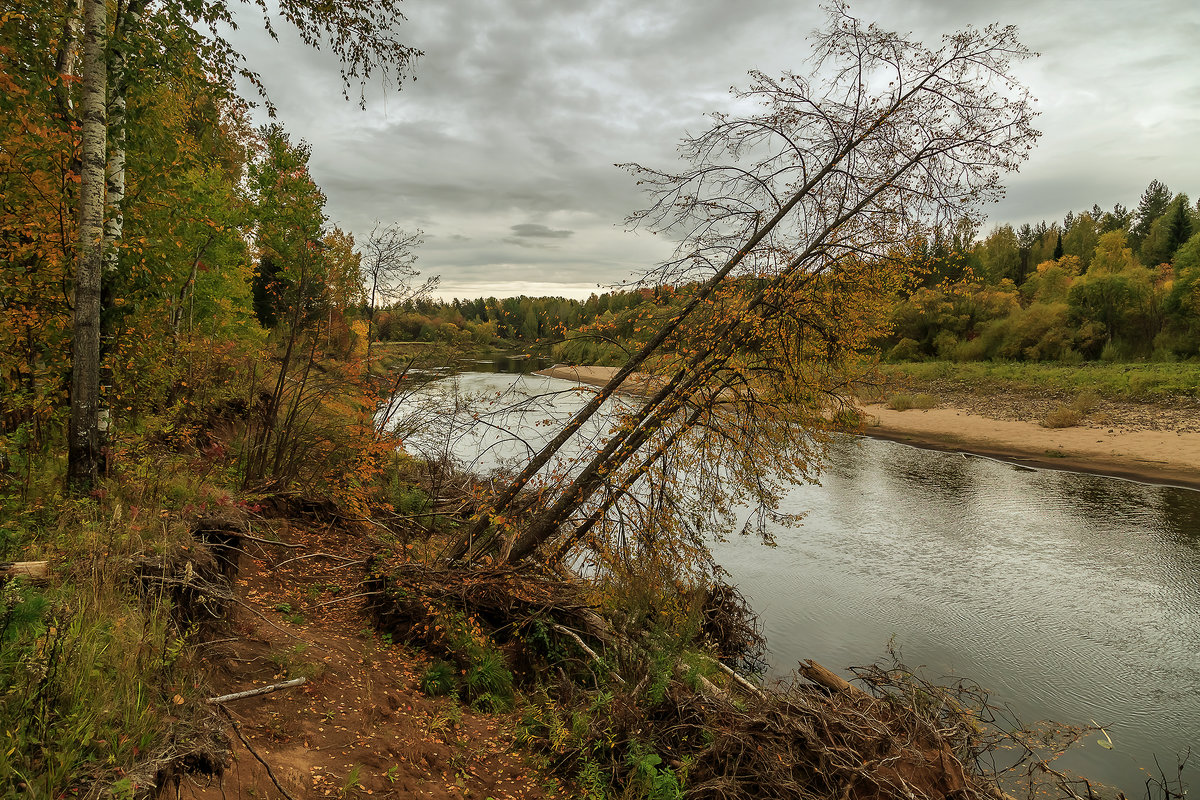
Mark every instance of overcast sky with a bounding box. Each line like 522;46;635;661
223;0;1200;300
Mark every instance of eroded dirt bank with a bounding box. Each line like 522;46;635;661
181;519;557;800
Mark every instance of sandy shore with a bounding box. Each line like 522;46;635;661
537;364;1200;490
861;404;1200;490
535;364;661;394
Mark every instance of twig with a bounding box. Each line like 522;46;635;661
207;677;307;705
315;591;382;608
214;705;299;800
233;599;310;643
273;552;362;569
197;637;240;648
238;533;304;549
549;622;624;685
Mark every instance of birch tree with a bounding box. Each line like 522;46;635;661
65;0;421;489
66;0;108;489
448;5;1040;568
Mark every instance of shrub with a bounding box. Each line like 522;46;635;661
931;330;959;358
886;394;914;411
886;338;922;362
1041;406;1082;428
910;393;939;409
464;648;515;711
1041;391;1099;428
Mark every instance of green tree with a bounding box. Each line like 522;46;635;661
1088;230;1139;274
975;225;1021;284
1141;195;1194;266
1130;179;1172;252
1068;270;1154;348
1062;212;1099;269
63;0;421;490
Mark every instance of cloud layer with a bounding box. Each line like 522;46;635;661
222;0;1200;298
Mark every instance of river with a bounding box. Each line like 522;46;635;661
400;371;1200;796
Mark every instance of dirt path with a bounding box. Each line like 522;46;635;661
182;521;557;800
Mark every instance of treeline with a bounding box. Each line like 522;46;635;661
884;180;1200;362
373;286;676;356
386;179;1200;367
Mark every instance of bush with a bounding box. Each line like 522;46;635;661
464;648;514;711
886;338;922;362
1041;406;1082;428
1041;391;1099;428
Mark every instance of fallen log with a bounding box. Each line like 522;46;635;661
206;677;307;705
799;658;872;700
0;561;49;581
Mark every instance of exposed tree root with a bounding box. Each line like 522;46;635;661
361;560;1085;800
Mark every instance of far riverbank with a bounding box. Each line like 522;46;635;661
536;364;1200;491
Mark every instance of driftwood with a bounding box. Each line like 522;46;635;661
799;658;871;700
0;561;49;581
549;622;625;685
701;654;767;701
207;677;307;705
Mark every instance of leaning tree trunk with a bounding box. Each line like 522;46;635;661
67;0;108;491
444;78;927;563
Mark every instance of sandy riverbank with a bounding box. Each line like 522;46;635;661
860;404;1200;490
535;364;661;393
537;364;1200;490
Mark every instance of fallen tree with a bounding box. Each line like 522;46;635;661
362;557;1102;800
446;4;1040;574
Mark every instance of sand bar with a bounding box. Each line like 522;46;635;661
862;404;1200;490
535;364;662;395
536;364;1200;490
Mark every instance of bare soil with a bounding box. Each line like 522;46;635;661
180;521;558;800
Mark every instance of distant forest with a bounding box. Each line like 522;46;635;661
375;179;1200;365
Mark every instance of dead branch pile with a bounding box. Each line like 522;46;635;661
121;714;229;800
364;562;1029;800
363;561;612;654
696;581;767;675
130;517;244;635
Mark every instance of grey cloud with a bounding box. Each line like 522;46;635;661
223;0;1200;298
511;224;573;239
502;237;557;249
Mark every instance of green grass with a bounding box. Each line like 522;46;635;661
881;361;1200;401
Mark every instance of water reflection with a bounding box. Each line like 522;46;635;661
457;352;553;374
405;374;1200;797
712;435;1200;796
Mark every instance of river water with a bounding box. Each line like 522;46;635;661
403;372;1200;795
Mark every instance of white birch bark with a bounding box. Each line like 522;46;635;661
68;0;108;489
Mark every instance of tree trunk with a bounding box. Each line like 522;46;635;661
445;85;926;563
102;1;145;278
52;0;84;120
67;0;108;491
